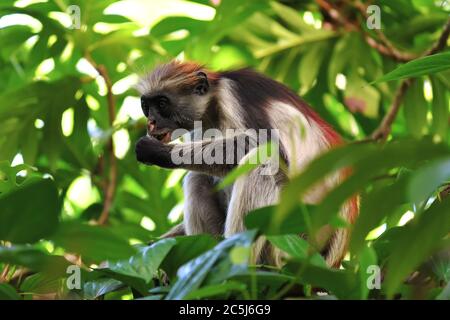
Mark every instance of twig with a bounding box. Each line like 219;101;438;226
363;36;418;62
371;19;450;141
425;19;450;55
85;53;118;225
316;0;358;31
370;79;413;141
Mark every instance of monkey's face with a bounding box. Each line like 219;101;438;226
140;71;211;143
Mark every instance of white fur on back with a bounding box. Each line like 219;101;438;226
267;102;339;203
216;79;247;130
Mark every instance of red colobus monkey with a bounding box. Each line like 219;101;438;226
135;60;358;267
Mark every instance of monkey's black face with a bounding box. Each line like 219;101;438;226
140;91;205;143
139;70;211;143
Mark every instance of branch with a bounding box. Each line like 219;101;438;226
363;36;418;62
85;53;118;225
352;0;419;62
370;79;413;141
316;0;358;31
316;0;418;61
371;19;450;141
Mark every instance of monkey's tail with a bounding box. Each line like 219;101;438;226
324;195;360;268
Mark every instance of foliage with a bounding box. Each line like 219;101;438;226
0;0;449;300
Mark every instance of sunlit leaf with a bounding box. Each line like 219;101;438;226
373;52;450;83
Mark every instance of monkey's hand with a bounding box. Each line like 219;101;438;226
135;135;174;168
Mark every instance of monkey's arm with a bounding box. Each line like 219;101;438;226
135;134;252;176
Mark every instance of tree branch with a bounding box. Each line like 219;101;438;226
352;0;419;62
316;0;418;61
370;79;413;141
85;53;118;225
371;19;450;141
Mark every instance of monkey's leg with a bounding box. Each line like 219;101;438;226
224;149;285;266
183;172;227;236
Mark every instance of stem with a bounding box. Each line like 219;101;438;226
85;53;118;225
371;79;413;141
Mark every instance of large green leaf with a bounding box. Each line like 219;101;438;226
245;205;309;235
106;238;176;283
0;246;70;276
357;246;378;299
403;79;428;138
374;52;450;83
430;76;449;140
165;231;256;300
20;272;63;295
276;139;449;235
0;177;60;243
0;283;20;300
384;196;450;297
268;234;309;259
83;278;123;300
184;281;247;300
350;177;408;255
408;156;450;202
160;235;218;279
284;259;359;299
49;222;137;262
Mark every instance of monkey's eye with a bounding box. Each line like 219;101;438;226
157;96;169;108
141;96;149;117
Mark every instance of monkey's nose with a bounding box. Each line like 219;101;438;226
147;119;156;132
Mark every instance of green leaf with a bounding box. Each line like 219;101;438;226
408;156;450;203
0;246;70;276
270;2;312;32
0;283;20;300
358;246;378;299
430;76;449;140
49;222;137;262
166;231;256;300
351;177;408;254
268;235;309;259
436;281;450;300
373;52;450;83
384;196;450;297
285;259;359;299
106;238;176;283
184;281;247;300
0;177;60;243
230;271;294;291
245;205;309;235
92;268;148;296
276;139;449;234
83;278;123;300
20;272;62;295
298;42;328;92
403;79;428;138
160;235;218;280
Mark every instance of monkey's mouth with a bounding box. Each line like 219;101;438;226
149;129;172;143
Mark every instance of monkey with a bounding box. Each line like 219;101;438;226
135;60;359;267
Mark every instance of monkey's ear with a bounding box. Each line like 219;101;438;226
194;71;209;95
